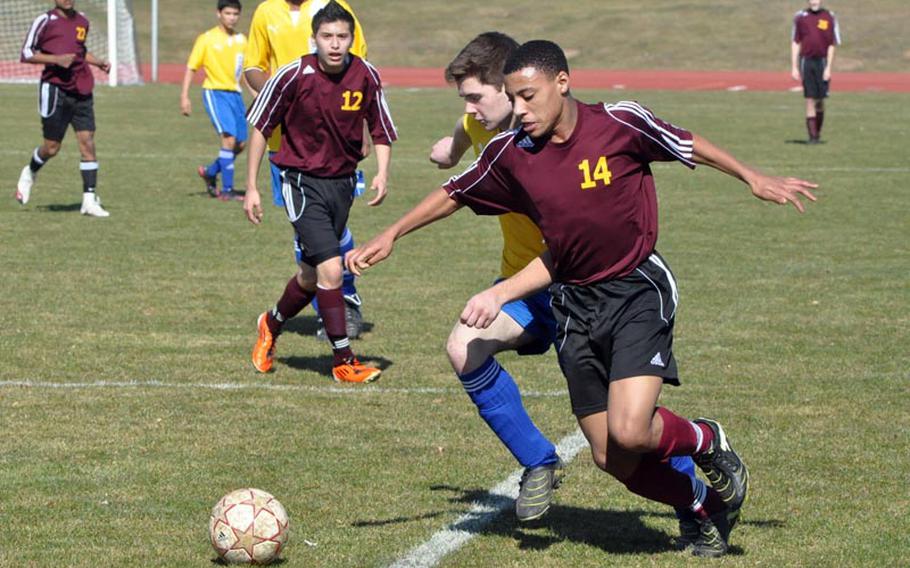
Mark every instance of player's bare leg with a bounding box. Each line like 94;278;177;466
75;130;108;217
16;139;60;205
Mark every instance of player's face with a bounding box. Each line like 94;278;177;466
217;7;241;31
505;66;570;139
55;0;75;11
457;77;513;131
808;0;822;10
313;21;354;72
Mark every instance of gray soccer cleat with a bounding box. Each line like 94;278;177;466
691;508;733;558
693;418;749;513
516;460;563;522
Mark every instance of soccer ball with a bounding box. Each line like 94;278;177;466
209;488;289;565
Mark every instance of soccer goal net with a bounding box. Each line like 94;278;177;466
0;0;142;86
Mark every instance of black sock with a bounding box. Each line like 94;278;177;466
29;148;46;173
80;161;98;193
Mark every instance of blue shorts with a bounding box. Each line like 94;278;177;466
202;89;247;142
499;283;556;356
269;154;284;207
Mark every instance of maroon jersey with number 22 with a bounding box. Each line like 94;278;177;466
247;53;397;177
444;100;695;285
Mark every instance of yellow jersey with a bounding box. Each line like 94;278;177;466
186;27;246;92
245;0;368;151
463;114;547;278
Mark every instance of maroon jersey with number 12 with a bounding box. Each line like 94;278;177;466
247;53;397;177
21;9;93;96
444;100;695;285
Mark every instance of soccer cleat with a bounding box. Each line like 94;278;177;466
344;293;364;339
693;418;749;513
16;165;34;205
675;508;700;551
332;358;381;383
516;460;564;522
80;194;110;217
197;165;218;197
691;508;733;558
252;312;277;373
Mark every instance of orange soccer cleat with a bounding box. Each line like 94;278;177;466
332;358;381;384
252;312;277;373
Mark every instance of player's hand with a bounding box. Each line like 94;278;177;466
98;60;111;74
430;136;455;168
791;67;801;82
57;54;76;69
180;97;191;116
367;173;387;206
460;288;503;329
822;68;832;81
749;174;818;213
244;187;264;225
345;232;394;276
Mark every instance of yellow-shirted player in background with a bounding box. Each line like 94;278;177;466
181;0;248;201
243;0;369;338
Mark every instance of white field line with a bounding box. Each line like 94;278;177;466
0;379;568;398
388;430;590;568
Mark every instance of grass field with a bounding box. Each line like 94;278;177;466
1;82;908;567
125;0;910;71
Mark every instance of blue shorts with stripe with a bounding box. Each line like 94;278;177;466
202;89;247;142
497;279;556;356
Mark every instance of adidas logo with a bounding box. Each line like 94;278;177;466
302;64;316;75
650;352;665;367
516;135;534;149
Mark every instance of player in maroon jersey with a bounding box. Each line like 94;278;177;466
348;40;817;556
16;0;112;217
244;1;396;383
791;0;841;143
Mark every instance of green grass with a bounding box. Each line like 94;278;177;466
0;83;908;567
125;0;910;71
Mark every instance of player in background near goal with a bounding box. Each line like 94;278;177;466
791;0;840;143
430;32;702;538
181;0;249;202
350;40;818;556
16;0;111;217
243;0;369;339
245;1;396;383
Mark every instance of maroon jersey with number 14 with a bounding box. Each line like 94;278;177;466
21;9;93;96
444;100;695;286
247;53;397;178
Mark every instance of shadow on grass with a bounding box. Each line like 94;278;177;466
278;353;393;375
785;139;826;145
36;203;80;212
282;315;375;337
211;557;286;565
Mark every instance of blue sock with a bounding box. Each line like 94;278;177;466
217;148;235;192
459;357;558;468
339;227;358;297
670;455;699;519
205;158;221;179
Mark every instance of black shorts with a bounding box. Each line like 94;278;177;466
550;252;681;418
801;57;829;99
280;168;356;266
39;82;95;141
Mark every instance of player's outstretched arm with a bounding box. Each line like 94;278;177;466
345;188;461;276
85;52;111;74
430;119;471;169
461;252;554;329
368;144;391;206
243;128;268;225
23;52;76;68
692;133;818;212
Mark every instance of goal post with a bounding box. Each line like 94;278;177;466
0;0;142;86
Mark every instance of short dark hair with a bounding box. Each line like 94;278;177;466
444;32;519;89
503;40;569;79
217;0;241;11
312;1;355;36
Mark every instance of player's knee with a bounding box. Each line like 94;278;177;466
295;270;317;292
43;142;61;157
445;330;469;373
590;446;609;472
608;421;651;454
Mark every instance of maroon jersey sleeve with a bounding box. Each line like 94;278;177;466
361;61;397;145
792;13;804;43
21;12;50;61
602;101;695;168
442;131;522;215
246;59;300;139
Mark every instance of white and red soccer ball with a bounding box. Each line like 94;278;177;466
209;488;289;565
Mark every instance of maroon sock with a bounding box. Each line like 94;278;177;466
269;276;314;335
816;111;825;134
622;456;726;519
315;286;354;365
654;407;714;460
806;116;819;140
